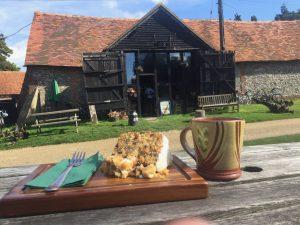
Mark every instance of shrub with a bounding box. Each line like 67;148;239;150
252;88;294;113
107;111;128;122
1;125;29;144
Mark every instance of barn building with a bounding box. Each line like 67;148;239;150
21;4;300;117
0;71;25;123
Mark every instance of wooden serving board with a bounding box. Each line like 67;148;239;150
0;156;208;218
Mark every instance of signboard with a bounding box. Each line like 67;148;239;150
88;105;98;124
160;101;171;115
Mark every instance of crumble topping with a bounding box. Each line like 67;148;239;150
101;132;170;179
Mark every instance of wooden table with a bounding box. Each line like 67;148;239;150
1;143;300;225
31;109;81;133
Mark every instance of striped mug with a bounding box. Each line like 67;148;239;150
180;117;245;181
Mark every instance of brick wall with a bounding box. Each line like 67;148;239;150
20;65;86;110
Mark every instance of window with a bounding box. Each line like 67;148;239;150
125;52;136;85
139;53;154;73
170;52;181;62
170;52;181;67
183;52;191;67
156;53;168;83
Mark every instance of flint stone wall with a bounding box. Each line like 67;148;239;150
236;61;300;97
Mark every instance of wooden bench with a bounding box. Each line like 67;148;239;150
31;109;81;133
198;93;239;112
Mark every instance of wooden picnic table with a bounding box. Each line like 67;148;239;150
31;108;81;133
0;142;299;224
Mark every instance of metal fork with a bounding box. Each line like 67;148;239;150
45;152;86;192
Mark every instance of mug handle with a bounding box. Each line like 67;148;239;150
180;127;196;161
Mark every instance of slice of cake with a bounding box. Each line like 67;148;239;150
101;132;172;178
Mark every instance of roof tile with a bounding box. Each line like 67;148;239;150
25;12;300;67
0;71;25;95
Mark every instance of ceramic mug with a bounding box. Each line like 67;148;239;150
180;117;245;181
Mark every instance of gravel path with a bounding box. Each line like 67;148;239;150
1;118;300;167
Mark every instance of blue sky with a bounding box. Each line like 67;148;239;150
1;0;299;71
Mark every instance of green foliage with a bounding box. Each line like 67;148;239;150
251;15;257;21
244;134;300;146
1;126;29;145
252;88;294;113
0;34;19;71
107;110;128;122
234;13;242;21
275;4;300;21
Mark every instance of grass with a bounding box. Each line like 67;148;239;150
0;99;300;150
244;134;300;146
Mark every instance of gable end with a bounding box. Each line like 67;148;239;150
107;4;215;51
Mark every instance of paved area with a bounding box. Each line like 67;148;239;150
0;118;300;167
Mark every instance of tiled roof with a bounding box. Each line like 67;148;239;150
0;71;25;95
185;19;300;63
25;11;300;67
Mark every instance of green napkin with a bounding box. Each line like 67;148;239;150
26;152;104;189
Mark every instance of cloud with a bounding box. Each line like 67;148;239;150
1;0;147;73
115;10;145;19
106;0;118;9
0;9;8;21
151;0;168;4
8;39;28;71
95;0;145;18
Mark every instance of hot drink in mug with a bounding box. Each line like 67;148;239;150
180;117;245;181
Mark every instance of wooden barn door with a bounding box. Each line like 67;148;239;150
197;51;235;96
82;52;127;114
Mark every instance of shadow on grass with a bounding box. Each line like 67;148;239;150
112;124;126;127
30;128;75;137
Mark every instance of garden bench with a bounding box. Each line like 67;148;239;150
198;93;239;112
31;109;81;133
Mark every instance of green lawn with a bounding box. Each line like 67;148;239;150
244;134;300;146
0;99;300;150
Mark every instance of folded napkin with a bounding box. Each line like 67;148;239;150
26;152;104;189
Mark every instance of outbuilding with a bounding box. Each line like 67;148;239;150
0;71;25;123
22;4;300;117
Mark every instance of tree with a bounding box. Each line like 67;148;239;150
234;13;242;21
251;15;257;21
281;4;289;14
0;34;19;71
275;4;300;21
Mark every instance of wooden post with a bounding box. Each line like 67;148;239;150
74;113;79;133
136;51;142;116
195;109;206;118
35;119;40;134
181;52;187;114
120;51;129;113
154;53;160;117
88;105;98;124
167;53;172;114
218;0;225;52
